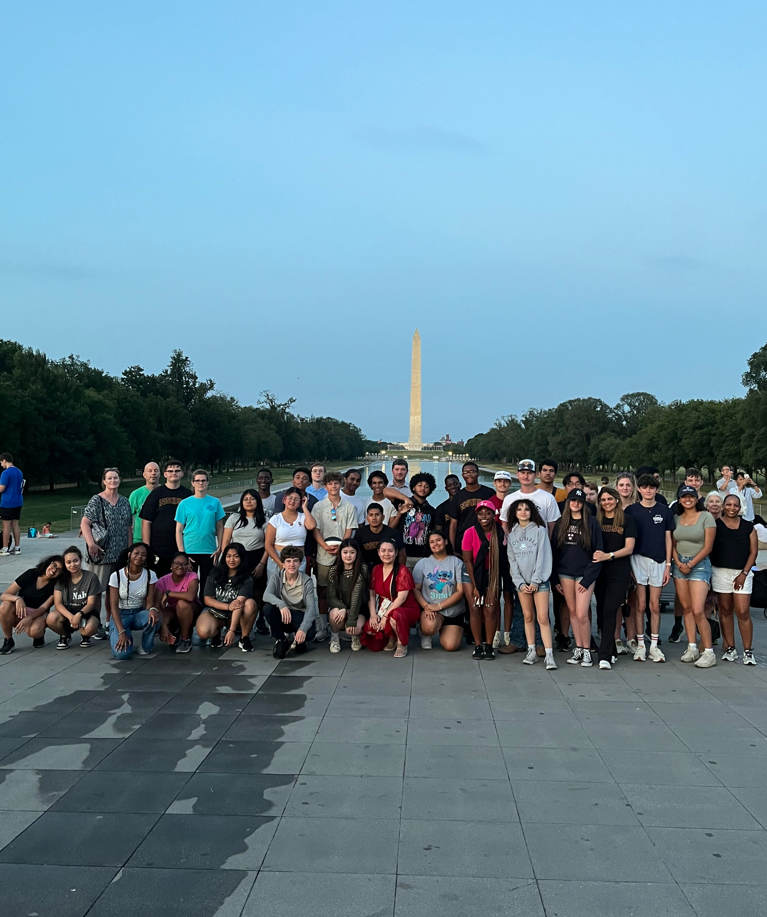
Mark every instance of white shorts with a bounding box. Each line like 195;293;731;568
631;555;666;588
711;567;754;595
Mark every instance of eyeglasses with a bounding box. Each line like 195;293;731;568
330;507;337;521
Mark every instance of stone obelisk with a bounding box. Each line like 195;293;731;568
408;329;422;450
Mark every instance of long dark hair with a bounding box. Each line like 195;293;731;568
213;542;251;587
506;498;546;529
557;503;592;551
235;488;266;529
61;545;84;584
332;538;365;587
377;536;401;600
35;554;65;578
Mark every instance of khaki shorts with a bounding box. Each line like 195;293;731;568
315;562;333;588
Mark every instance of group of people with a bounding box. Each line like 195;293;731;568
0;456;762;670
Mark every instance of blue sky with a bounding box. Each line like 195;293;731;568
2;2;765;443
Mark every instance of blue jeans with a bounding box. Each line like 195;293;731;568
110;608;159;659
507;590;543;647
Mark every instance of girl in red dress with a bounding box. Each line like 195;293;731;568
360;537;420;658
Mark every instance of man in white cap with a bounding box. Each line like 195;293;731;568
490;471;513;522
500;460;560;538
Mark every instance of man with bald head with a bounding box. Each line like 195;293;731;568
129;461;160;543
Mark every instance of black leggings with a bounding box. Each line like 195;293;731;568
594;578;629;663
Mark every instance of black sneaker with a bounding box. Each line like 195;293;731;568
210;633;222;649
295;641;308;655
79;636;92;648
56;635;70;651
668;622;684;643
239;636;254;653
255;618;269;635
0;637;14;655
472;644;485;660
555;634;571;652
92;625;108;641
483;643;495;660
273;639;288;659
33;637;45;648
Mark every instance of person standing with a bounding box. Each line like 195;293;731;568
264;487;317;574
389;459;412;498
257;468;277;520
395;472;437;570
81;468;133;636
140;459;193;577
712;494;758;664
668;468;706;643
462;501;510;660
716;465;739;498
307;463;328;501
448;461;495;551
625;474;675;662
500;460;560;537
354;503;405;568
672;486;717;668
339;468;366;526
734;471;763;522
312;472;357;642
364;471;400;526
175;469;225;588
635;466;669;505
0;453;25;555
537;459;566;501
490;471;512;521
584;483;599;506
272;468;318;572
434;474;461;534
129;462;160;543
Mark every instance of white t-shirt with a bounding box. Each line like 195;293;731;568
365;496;397;525
108;567;158;610
268;512;307;547
224;513;266;551
500;489;561;526
340;492;366;526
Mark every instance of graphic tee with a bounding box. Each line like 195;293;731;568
175;495;226;554
625;502;675;563
56;570;102;612
412;554;466;618
140;485;193;557
396;498;436;559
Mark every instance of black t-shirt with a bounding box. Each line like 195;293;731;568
450;485;495;542
354;524;403;567
625;502;675;563
395;497;437;559
15;568;57;608
434;498;453;534
598;514;638;583
139;485;193;557
203;574;254;605
710;518;754;570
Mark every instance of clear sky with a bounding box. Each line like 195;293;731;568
2;2;765;444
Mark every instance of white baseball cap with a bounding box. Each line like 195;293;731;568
518;459;536;473
494;471;512;481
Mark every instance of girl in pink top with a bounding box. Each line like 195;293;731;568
155;551;200;654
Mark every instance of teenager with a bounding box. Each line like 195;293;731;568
462;501;510;660
140;458;192;577
354;503;406;568
668;469;707;642
537;458;566;501
490;471;512;519
557;473;595;516
396;472;437;569
306;462;328;500
614;471;639;654
263;546;318;658
584;483;599;506
634;466;669;505
434;474;461;534
552;489;603;667
197;543;257;652
0;556;64;654
505;498;556;669
326;538;368;652
500;460;560;537
312;472;357;642
361;538;420;658
48;546;102;649
448;462;495;551
155;551;200;654
340;468;366;526
616;473;637;509
108;543;160;660
175;469;225;588
711;494;758;664
625;474;675;662
593;488;635;670
672;486;716;668
364;471;399;525
414;531;466;652
0;453;25;555
257;467;277;520
221;489;269;633
129;462;160;543
264;487;317;574
272;469;318;572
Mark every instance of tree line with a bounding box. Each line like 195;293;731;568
466;343;767;480
0;341;371;488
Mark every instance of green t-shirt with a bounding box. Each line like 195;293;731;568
674;510;716;559
129;486;152;542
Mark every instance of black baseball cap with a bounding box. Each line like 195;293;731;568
678;485;698;499
568;488;586;503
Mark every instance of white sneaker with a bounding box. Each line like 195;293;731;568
633;643;647;661
627;638;638;654
420;634;433;650
611;656;618;665
137;647;156;658
599;660;611;670
523;647;537;665
503;632;511;646
648;645;666;663
329;634;341;653
545;654;557;670
580;649;593;668
694;650;717;668
615;639;627;655
10;547;20;555
351;635;361;652
680;646;700;663
721;646;738;662
743;650;756;666
0;548;8;556
492;631;501;649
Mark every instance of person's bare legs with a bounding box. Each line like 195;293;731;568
1;520;10;551
10;520;20;551
734;592;753;650
560;580;580;647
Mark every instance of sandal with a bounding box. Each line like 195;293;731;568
384;637;397;651
394;644;408;658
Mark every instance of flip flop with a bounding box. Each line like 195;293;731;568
394;645;408;658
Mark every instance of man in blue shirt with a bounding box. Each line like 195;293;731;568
175;469;225;588
0;453;24;556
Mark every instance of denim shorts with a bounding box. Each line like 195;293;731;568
672;555;711;584
524;579;551;593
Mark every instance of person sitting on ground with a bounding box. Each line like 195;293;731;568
327;538;368;653
462;500;510;661
221;488;269;634
263;546;318;658
0;555;64;654
47;546;102;649
108;543;160;660
360;537;420;658
155;551;200;654
38;523;56;538
414;530;466;653
196;543;257;652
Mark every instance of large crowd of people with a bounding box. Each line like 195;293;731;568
0;456;764;670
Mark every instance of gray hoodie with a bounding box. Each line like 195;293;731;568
506;522;552;589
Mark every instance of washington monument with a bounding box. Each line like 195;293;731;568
408;328;422;450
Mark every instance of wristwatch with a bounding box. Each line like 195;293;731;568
609;552;614;561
